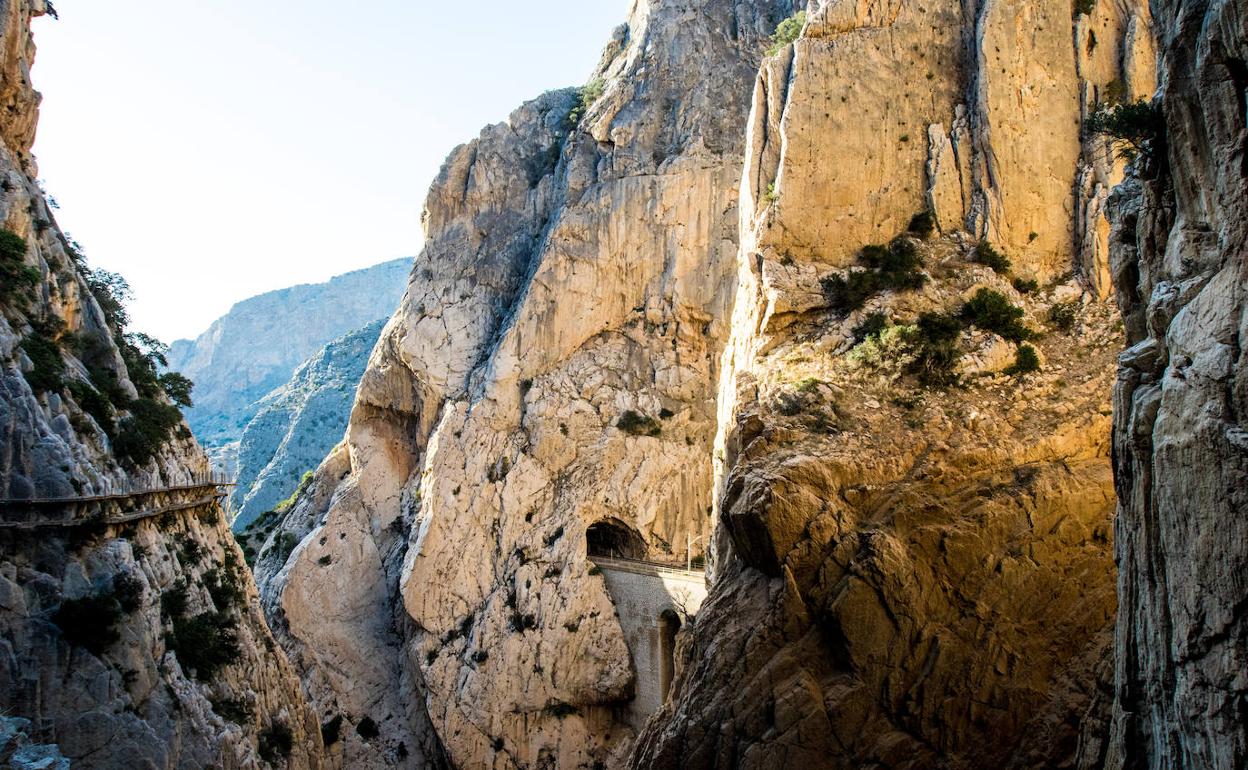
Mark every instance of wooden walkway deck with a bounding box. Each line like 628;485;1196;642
0;481;232;530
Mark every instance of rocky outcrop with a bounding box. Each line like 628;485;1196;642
0;3;322;767
632;0;1153;767
231;320;385;530
167;258;409;453
1095;0;1248;767
256;1;798;767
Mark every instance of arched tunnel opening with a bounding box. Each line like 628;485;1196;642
586;518;647;560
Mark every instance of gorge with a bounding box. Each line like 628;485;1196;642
0;1;1244;769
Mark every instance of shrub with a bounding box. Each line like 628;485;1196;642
906;312;964;386
0;229;39;305
764;182;779;202
1012;277;1039;295
1005;344;1042;376
907;210;936;238
766;10;807;56
356;716;380;741
1086;99;1164;161
852;311;889;344
1074;0;1096;15
52;593;122;654
617;410;661;437
971;241;1011;274
258;723;293;764
1048;300;1079;332
167;612;240;681
113;399;183;467
20;330;65;394
205;565;245;612
274;471;314;515
68;379;116;434
158;372;194;408
961;289;1031;342
320;715;344;746
568;78;605;126
161;581;189;620
822;237;927;315
850;323;917;374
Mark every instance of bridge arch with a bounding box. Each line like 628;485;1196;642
586;517;646;560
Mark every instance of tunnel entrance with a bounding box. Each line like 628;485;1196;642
659;609;681;701
586;518;647;560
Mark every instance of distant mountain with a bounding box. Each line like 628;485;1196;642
230;320;384;530
167;259;409;450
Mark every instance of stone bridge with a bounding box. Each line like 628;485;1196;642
593;555;708;730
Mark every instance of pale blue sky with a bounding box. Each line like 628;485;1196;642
31;1;625;341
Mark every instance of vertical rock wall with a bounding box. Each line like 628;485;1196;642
1100;0;1248;767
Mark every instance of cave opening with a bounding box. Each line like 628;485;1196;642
586;518;647;560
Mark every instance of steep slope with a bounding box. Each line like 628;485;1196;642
231;320;385;530
167;257;409;452
0;5;321;767
1094;0;1248;767
631;0;1154;768
254;1;798;767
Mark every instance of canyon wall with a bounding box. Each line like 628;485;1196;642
1096;0;1248;767
256;1;799;767
632;0;1155;767
0;2;322;766
232;319;386;529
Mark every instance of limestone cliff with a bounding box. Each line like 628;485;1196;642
632;0;1153;767
232;320;386;530
167;258;409;454
0;3;321;766
256;1;798;767
1094;0;1248;767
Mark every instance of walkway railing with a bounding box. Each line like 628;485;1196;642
590;554;706;578
0;473;234;530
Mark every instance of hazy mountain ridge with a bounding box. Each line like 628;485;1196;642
168;258;409;450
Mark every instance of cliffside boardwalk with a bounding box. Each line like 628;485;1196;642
0;474;233;530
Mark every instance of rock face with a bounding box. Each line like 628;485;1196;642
232;320;385;530
256;1;798;767
1094;0;1248;767
631;0;1153;767
167;258;409;453
0;4;322;767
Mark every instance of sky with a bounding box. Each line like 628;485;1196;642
30;1;626;342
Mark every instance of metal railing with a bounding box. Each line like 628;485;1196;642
0;473;233;530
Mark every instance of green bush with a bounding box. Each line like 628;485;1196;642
617;410;661;437
20;329;65;393
766;10;807;56
1074;0;1096;15
1048;300;1079;332
1005;344;1042;376
0;229;39;305
961;289;1031;342
544;701;580;719
822;237;927;315
907;210;936;238
113;399;183;467
167;612;240;681
258;723;293;764
161;581;189;620
68;380;116;434
906;312;964;386
52;593;122;654
971;241;1011;274
568;78;606;126
112;572;144;613
1086;99;1164;161
1012;277;1039;295
158;372;194;408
